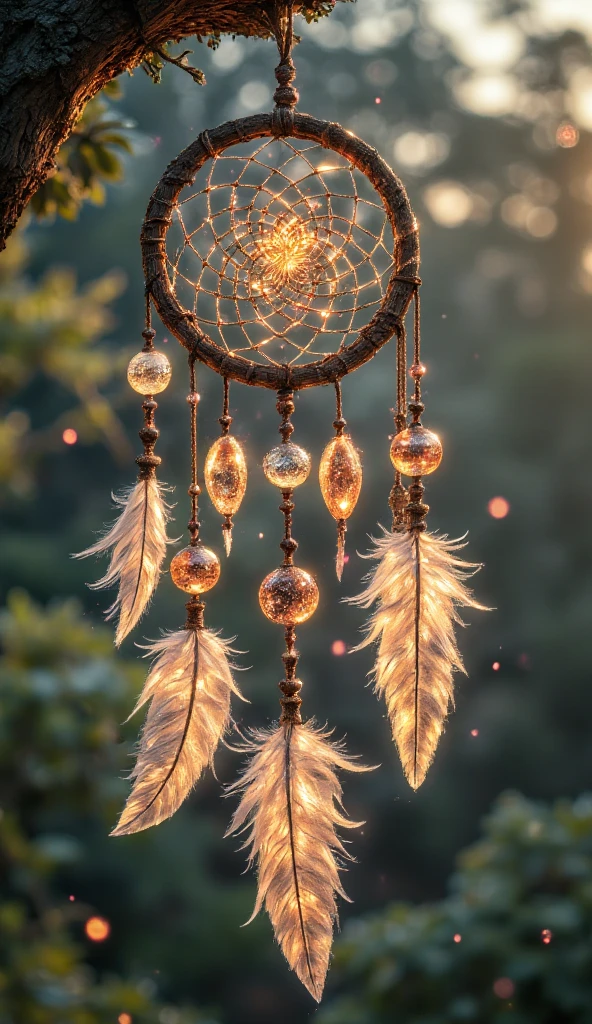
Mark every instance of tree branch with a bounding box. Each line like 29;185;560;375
0;0;335;251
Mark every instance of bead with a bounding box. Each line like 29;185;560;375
205;435;248;516
170;543;220;594
263;442;311;489
410;362;426;378
127;349;171;395
390;425;443;477
187;392;200;405
319;435;362;521
259;565;319;625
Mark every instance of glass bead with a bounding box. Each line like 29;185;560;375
390;425;443;477
205;435;247;516
319;435;362;521
170;543;220;594
263;442;311;489
127;349;172;395
259;565;319;625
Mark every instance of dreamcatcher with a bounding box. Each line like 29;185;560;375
76;4;485;1001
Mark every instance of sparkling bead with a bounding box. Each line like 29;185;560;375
319;435;362;521
259;565;319;625
127;349;172;395
205;435;247;516
263;442;311;489
187;392;200;405
390;425;443;477
170;543;220;594
409;362;426;378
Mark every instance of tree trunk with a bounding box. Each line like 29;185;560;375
0;1;324;251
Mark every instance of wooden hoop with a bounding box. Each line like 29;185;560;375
141;112;420;390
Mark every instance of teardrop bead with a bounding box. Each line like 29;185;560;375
319;435;362;521
205;435;248;516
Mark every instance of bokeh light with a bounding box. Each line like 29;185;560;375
493;977;515;999
118;1016;132;1024
556;123;579;148
332;640;347;656
62;428;78;445
85;916;110;942
488;496;510;519
541;928;553;945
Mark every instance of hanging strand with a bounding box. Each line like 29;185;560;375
187;353;200;547
269;0;298;134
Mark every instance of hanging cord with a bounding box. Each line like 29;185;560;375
188;352;200;546
268;0;298;134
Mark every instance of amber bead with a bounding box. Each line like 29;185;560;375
259;565;319;625
390;425;443;477
205;435;247;516
263;442;311;489
127;349;172;395
319;435;362;521
170;543;220;594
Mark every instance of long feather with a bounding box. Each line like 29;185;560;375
112;627;243;835
226;721;369;1002
74;477;172;645
349;528;486;789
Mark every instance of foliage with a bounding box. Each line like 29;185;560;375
320;793;592;1023
0;590;217;1023
0;232;128;497
30;84;134;223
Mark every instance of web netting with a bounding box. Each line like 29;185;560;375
166;136;394;367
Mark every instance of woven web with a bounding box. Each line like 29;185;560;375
166;137;394;366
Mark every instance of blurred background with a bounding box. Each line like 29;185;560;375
1;1;592;1021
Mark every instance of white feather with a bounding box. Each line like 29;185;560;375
349;528;486;789
226;721;369;1002
112;627;243;836
74;477;172;645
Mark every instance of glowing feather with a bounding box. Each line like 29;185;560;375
74;477;172;645
112;627;243;835
226;720;368;1001
350;528;486;789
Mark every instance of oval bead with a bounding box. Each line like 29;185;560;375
263;442;311;489
205;435;247;516
259;565;319;625
127;349;172;395
390;425;443;477
319;435;362;521
170;543;220;594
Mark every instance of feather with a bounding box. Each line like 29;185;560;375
226;720;369;1002
74;477;172;646
349;528;486;790
112;627;243;836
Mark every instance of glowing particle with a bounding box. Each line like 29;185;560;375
85;916;110;942
62;428;78;445
375;97;381;104
541;929;552;945
258;532;264;539
453;933;462;943
68;895;75;902
492;662;500;671
556;123;579;148
488;496;510;519
332;640;347;656
118;1016;132;1024
470;728;479;737
493;978;515;1000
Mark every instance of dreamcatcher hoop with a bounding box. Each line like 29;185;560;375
141;112;420;390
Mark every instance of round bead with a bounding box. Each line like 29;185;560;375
263;443;311;489
187;392;200;405
409;362;426;378
390;425;443;477
259;565;319;625
127;349;172;395
170;543;220;594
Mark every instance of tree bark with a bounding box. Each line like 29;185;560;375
0;1;326;251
